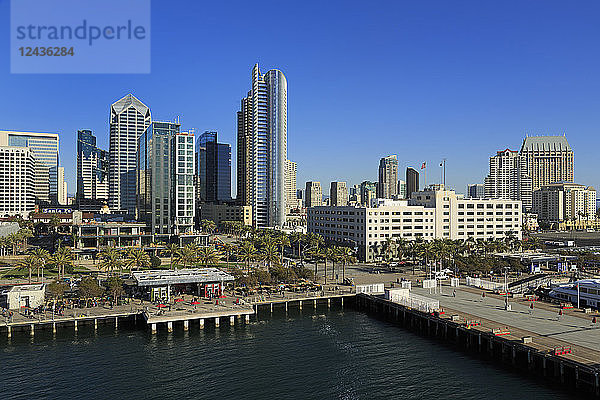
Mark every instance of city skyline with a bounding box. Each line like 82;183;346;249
1;1;599;196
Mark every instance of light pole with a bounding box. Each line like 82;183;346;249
504;266;510;311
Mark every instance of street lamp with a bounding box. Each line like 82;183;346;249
504;266;510;311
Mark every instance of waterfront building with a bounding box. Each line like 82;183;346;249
397;180;407;199
307;186;522;262
305;181;323;207
359;181;377;206
532;182;596;228
0;130;59;205
377;155;398;199
406;167;419;199
76;130;109;211
195;131;232;204
109;94;151;214
330;181;349;206
520;135;574;190
484;149;533;210
466;183;485;199
236;63;287;227
0;146;35;217
137;121;195;238
285;160;298;213
200;203;252;226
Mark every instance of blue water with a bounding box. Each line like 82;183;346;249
0;309;577;399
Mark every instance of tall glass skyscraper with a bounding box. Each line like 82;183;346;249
109;94;151;214
0;130;59;204
196;131;231;204
237;63;287;227
77;130;109;210
138;122;195;238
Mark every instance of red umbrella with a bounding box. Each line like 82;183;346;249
191;301;201;305
175;298;184;303
593;317;597;324
559;309;563;316
157;304;167;308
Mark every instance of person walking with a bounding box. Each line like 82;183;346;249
529;302;534;316
452;290;456;298
557;309;563;321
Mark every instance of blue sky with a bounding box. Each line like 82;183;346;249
1;0;599;197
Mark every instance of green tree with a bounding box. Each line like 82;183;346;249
49;246;73;279
49;214;61;234
78;276;103;299
18;255;37;283
162;243;180;270
46;280;68;299
124;247;151;274
175;244;198;269
105;276;124;302
29;248;50;281
239;241;257;274
337;246;357;281
200;219;217;235
261;242;280;272
197;246;221;267
98;247;123;276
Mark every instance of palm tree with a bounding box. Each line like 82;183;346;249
277;233;291;265
49;214;61;234
200;219;217;235
49;246;73;279
98;247;122;277
395;238;407;262
261;243;280;272
197;246;221;267
124;248;151;274
29;248;50;281
175;244;198;269
162;243;180;270
19;255;37;283
370;242;381;264
337;246;356;281
239;241;257;274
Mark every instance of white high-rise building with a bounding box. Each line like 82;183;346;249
305;181;323;208
109;94;151;214
237;64;287;227
330;181;349;206
57;166;67;205
484;149;533;210
0;147;35;216
377;155;398;199
532;183;596;223
285;160;298;213
0;130;59;204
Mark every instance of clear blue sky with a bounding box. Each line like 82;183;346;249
1;0;599;197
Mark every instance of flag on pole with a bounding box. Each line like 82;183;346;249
421;162;426;169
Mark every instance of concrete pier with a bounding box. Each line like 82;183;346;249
200;319;204;329
151;323;157;334
230;316;235;325
52;323;56;334
299;300;303;310
183;320;189;331
215;317;220;327
74;320;78;332
115;317;118;329
167;322;173;332
30;324;34;336
245;315;250;323
94;319;98;330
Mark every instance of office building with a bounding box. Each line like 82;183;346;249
137;122;195;237
484;149;533;210
0;130;59;204
109;94;151;214
330;181;349;206
359;181;377;206
285;160;298;213
76;130;109;210
520;135;574;190
466;184;485;199
0;147;36;217
397;180;407;199
406;167;419;199
307;187;522;262
377;155;398;199
237;64;287;227
296;189;304;208
200;203;252;226
532;183;596;224
305;181;323;207
56;167;67;205
195;131;231;203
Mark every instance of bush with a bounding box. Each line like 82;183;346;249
150;255;162;269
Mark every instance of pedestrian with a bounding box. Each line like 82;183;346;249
557;309;563;321
481;292;485;302
452;290;456;298
529;302;534;316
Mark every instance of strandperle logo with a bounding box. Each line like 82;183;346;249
10;0;151;74
15;20;147;46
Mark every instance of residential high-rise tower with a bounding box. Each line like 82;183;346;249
330;181;349;206
406;167;419;199
520;135;574;190
484;149;533;210
377;155;398;199
76;130;109;210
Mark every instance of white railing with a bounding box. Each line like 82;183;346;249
466;277;504;291
395;293;439;313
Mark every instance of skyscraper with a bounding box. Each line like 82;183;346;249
330;181;348;206
406;167;419;199
109;94;151;214
76;130;109;210
237;63;287;227
196;131;231;204
520;135;574;190
138;122;195;237
484;149;533;210
397;180;407;199
56;167;67;206
377;155;398;199
466;183;485;199
359;181;377;206
0;146;35;216
285;160;298;213
0;130;59;204
305;181;323;208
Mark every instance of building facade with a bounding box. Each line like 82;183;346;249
377;155;398;199
285;160;298;213
76;130;109;210
406;167;419;199
305;181;323;208
0;147;35;217
109;94;151;214
330;181;349;206
466;183;485;199
200;203;252;226
0;130;59;205
532;182;596;224
397;180;407;199
236;64;287;227
307;187;522;262
520;135;574;190
484;149;533;210
359;181;377;206
137;122;195;238
195;131;231;204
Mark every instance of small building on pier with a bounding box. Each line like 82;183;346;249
0;284;46;310
132;268;234;302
